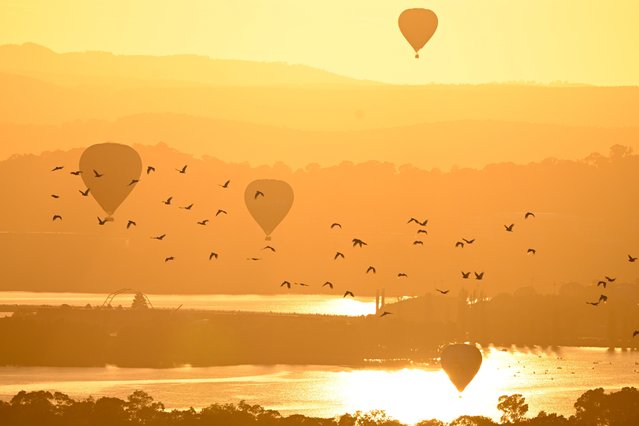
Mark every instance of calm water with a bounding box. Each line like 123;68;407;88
0;292;376;316
0;347;637;424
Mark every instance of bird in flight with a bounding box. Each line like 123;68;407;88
455;241;465;248
50;194;60;199
343;291;354;298
262;246;276;252
51;166;64;172
152;234;166;241
397;273;408;278
605;276;616;282
163;197;173;205
52;215;62;221
209;252;218;260
628;255;637;263
334;252;345;260
219;180;230;188
97;217;108;225
216;209;227;216
331;223;342;229
128;179;139;186
475;272;484;280
461;271;471;279
79;188;90;197
322;281;334;289
598;294;608;304
93;169;103;178
366;266;376;274
127;220;136;229
586;301;600;307
70;170;82;176
197;220;209;226
436;289;450;295
527;248;537;255
463;238;475;244
176;165;188;174
281;281;291;289
352;238;367;248
254;190;265;199
633;331;639;338
247;257;261;261
413;240;424;246
408;218;428;226
417;229;428;235
505;224;515;232
525;212;536;219
180;204;194;210
295;282;309;287
380;311;393;317
165;256;175;262
597;281;607;288
146;166;156;174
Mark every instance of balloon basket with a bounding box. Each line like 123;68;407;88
415;53;419;59
106;216;115;222
265;236;272;241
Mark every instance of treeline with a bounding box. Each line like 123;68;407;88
1;387;638;426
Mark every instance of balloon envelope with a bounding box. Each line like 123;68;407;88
441;344;483;392
244;179;294;240
398;8;438;58
79;143;142;217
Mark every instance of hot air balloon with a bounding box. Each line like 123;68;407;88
441;343;483;392
79;143;142;220
398;8;438;58
244;179;294;240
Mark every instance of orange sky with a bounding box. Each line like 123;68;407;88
1;0;638;85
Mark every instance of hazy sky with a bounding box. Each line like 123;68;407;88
1;0;638;85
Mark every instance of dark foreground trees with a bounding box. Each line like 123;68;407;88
0;387;637;426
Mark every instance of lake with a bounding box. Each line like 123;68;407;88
0;291;376;316
0;347;637;424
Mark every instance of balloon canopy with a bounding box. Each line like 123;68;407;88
398;8;438;58
79;143;142;217
440;343;483;392
244;179;294;240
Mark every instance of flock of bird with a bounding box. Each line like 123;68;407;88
47;164;639;337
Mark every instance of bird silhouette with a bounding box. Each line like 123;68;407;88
163;197;173;205
380;311;393;317
97;217;108;225
461;271;471;279
463;238;476;244
176;165;188;174
295;282;309;287
51;166;64;172
93;169;103;178
598;294;608;303
527;248;537;255
366;266;376;274
247;257;261;261
280;281;291;288
216;209;227;216
79;188;90;197
322;281;334;289
50;194;60;199
586;301;600;306
455;241;465;248
146;166;156;174
220;180;230;188
262;246;276;252
331;223;342;229
70;170;82;176
525;212;536;219
398;273;408;278
128;179;139;186
209;252;218;260
127;220;136;229
413;240;424;245
152;234;166;241
254;190;265;199
436;289;450;295
475;272;485;280
197;220;209;226
628;255;637;263
633;331;639;338
597;281;607;288
408;218;428;226
52;215;62;221
417;229;428;235
180;204;194;210
165;256;175;262
334;252;345;260
505;224;515;232
343;291;354;298
352;238;367;248
605;276;616;282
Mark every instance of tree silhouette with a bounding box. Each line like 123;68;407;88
497;394;528;423
131;292;149;310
